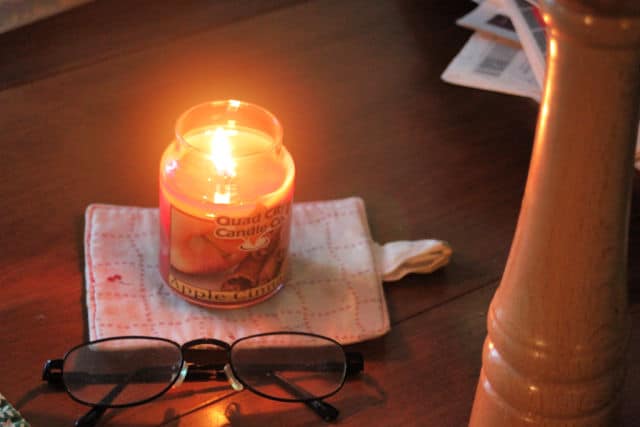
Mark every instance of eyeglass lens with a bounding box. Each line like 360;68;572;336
231;334;347;401
63;337;183;407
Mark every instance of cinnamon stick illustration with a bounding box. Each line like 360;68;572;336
222;230;288;290
258;249;284;284
221;255;264;291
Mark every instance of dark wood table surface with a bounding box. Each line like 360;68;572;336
1;1;638;426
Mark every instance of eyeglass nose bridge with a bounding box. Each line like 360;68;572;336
182;337;231;350
181;338;245;392
180;337;233;380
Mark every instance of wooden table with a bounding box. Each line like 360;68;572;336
1;1;638;425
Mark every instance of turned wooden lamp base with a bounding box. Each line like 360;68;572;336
469;1;640;425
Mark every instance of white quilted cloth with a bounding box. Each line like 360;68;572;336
84;197;451;344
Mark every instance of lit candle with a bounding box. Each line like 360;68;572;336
159;100;295;308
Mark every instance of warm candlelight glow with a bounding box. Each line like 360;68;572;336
159;100;294;308
548;39;557;60
208;406;231;426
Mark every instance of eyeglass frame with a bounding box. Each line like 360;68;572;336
43;331;364;424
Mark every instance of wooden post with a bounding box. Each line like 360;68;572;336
469;1;640;425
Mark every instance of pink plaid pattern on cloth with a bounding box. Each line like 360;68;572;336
85;197;452;344
85;197;391;344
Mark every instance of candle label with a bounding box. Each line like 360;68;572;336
159;195;292;307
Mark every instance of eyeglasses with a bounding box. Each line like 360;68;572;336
42;332;363;426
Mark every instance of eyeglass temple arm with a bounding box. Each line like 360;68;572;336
269;372;340;422
186;361;341;422
74;406;107;427
42;359;105;427
75;371;135;427
265;351;363;423
43;359;146;427
297;351;363;422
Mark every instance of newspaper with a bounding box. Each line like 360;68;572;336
456;0;520;44
442;0;540;101
444;0;640;169
501;0;546;86
442;32;540;101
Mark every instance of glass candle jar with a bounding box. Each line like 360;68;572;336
159;100;295;308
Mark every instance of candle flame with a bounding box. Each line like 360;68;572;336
205;127;237;204
206;127;237;177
